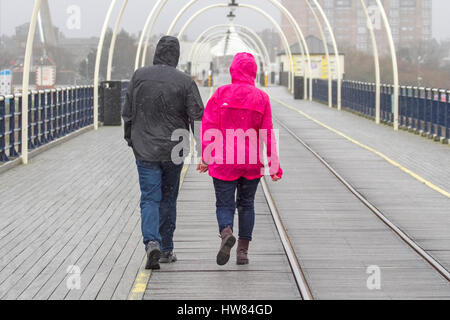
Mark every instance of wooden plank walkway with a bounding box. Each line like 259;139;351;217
268;87;450;273
0;85;448;300
0;126;145;300
144;165;300;300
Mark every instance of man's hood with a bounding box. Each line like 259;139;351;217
153;36;180;67
230;52;257;85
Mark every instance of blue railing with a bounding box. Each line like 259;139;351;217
0;85;94;163
311;79;450;141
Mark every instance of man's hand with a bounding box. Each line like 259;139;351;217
196;158;209;173
271;174;281;182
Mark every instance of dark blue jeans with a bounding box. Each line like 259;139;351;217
213;177;261;241
136;160;183;252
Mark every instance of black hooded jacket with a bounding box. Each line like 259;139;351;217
122;36;204;162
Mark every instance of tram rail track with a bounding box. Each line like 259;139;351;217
270;114;450;283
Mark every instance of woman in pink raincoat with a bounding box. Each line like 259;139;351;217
198;52;283;266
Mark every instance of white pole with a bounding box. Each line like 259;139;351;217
107;0;128;81
134;0;163;71
21;0;42;165
376;0;399;131
238;4;294;94
94;0;117;130
267;0;312;99
141;0;169;67
360;0;381;124
305;0;332;108
312;0;342;110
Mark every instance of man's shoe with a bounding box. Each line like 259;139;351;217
236;239;250;265
160;251;178;264
216;226;236;266
145;241;161;270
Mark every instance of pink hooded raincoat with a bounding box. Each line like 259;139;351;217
201;52;283;181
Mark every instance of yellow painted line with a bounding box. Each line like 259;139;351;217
128;267;152;300
128;83;214;300
271;96;450;199
128;163;189;300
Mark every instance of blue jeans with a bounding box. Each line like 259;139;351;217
213;177;261;241
136;160;183;252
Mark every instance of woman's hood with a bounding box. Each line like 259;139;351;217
230;52;257;85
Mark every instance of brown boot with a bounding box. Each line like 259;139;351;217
216;226;236;266
236;239;250;265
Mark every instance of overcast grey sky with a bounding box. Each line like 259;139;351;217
1;0;449;41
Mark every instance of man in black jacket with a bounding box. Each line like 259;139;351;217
122;36;204;270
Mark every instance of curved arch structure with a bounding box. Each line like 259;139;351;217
93;0;117;130
192;32;266;72
134;0;165;71
189;24;271;68
311;0;342;109
21;0;42;164
195;31;267;66
360;0;381;124
376;0;399;130
170;3;294;92
166;0;311;96
141;0;170;67
107;0;128;81
305;0;332;108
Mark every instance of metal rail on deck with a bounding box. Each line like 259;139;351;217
274;116;450;282
261;178;314;300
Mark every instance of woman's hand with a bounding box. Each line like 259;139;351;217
196;158;209;173
271;174;281;182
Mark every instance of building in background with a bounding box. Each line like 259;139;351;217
277;35;345;80
281;0;433;54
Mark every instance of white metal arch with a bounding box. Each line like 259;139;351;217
192;32;267;75
141;0;170;67
376;0;399;131
192;35;267;86
93;0;117;130
193;31;267;68
188;24;271;69
305;0;332;108
107;0;128;81
192;31;267;73
134;0;165;71
21;0;42;164
360;0;381;124
171;3;295;93
311;0;342;110
165;0;312;99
